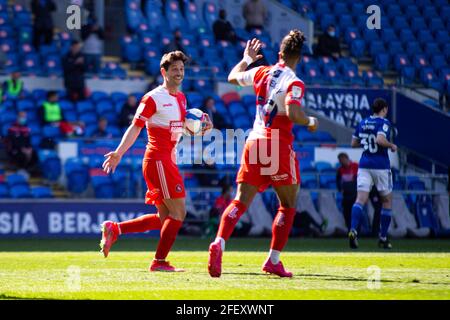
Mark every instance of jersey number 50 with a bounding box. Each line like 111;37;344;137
359;133;378;153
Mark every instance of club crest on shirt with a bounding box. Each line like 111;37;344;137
175;184;183;193
292;86;302;98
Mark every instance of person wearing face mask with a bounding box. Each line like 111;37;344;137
315;24;341;60
163;29;185;54
4;111;39;173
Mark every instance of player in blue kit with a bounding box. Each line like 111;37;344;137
348;98;398;249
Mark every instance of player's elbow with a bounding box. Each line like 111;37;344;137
227;74;238;85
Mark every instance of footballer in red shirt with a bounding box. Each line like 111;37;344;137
208;31;319;278
99;51;212;272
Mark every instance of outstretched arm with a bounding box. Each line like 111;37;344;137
228;38;263;86
102;123;142;174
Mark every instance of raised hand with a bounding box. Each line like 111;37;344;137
244;38;264;62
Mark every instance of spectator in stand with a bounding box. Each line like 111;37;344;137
62;40;87;102
213;9;238;44
38;91;84;137
205;184;234;237
31;0;57;50
315;24;341;60
81;14;105;74
201;97;228;130
336;152;359;230
1;71;25;102
4;111;39;173
163;29;185;54
118;94;138;130
243;0;267;32
91;117;112;138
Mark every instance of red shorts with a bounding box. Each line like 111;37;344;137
236;139;300;192
142;159;185;205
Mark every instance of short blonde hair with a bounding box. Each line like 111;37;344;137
160;51;188;70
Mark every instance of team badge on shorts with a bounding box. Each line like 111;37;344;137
175;184;183;193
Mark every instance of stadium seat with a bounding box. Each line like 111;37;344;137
125;0;146;32
202;1;218;30
415;195;439;234
6;173;28;188
374;53;390;71
31;186;53;198
91;176;115;199
165;0;185;31
76;101;95;113
0;183;9;198
184;1;204;31
10;185;31;198
65;157;90;194
38;150;62;182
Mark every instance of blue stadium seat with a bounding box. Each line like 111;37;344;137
121;36;143;63
42;125;61;139
65;157;90;194
90;91;109;103
388;41;403;56
202;1;218;30
428;17;445;33
386;3;402;18
21;53;41;74
363;71;384;87
76;101;95;113
125;0;146;32
31;186;53;198
392;16;409;31
0;183;9;198
92;177;115;199
17;99;34;112
350;39;365;58
44;54;62;76
111;91;128;104
38;150;62;182
10;185;31;198
6;173;28;188
228;102;246;117
315;131;336;143
144;1;165;31
79;112;98;126
369;41;385;56
374;53;390;71
410;17;427;34
399;29;415;44
301;174;318;189
315;161;333;173
165;0;185;31
184;1;204;30
415;195;438;233
233;114;251;129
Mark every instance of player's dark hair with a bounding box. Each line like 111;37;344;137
47;91;58;99
372;98;388;114
160;51;189;71
280;29;306;60
338;152;349;160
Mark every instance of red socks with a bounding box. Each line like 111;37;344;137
217;200;247;241
270;207;296;251
118;214;162;234
155;217;183;260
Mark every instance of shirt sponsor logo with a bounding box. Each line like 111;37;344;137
271;174;288;181
163;103;173;107
170;120;184;133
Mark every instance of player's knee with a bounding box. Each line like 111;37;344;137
169;210;186;221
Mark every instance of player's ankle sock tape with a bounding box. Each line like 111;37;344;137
155;217;183;260
270;207;296;251
217;200;247;241
350;203;364;231
119;214;162;234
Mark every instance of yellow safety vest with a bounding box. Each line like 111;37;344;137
43;102;62;122
5;79;23;97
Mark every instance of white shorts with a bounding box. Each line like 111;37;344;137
357;168;393;196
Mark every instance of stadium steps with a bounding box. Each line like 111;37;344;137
102;56;147;78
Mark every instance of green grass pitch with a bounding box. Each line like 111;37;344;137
0;237;449;300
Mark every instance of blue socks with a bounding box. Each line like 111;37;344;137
350;203;364;233
379;209;392;240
